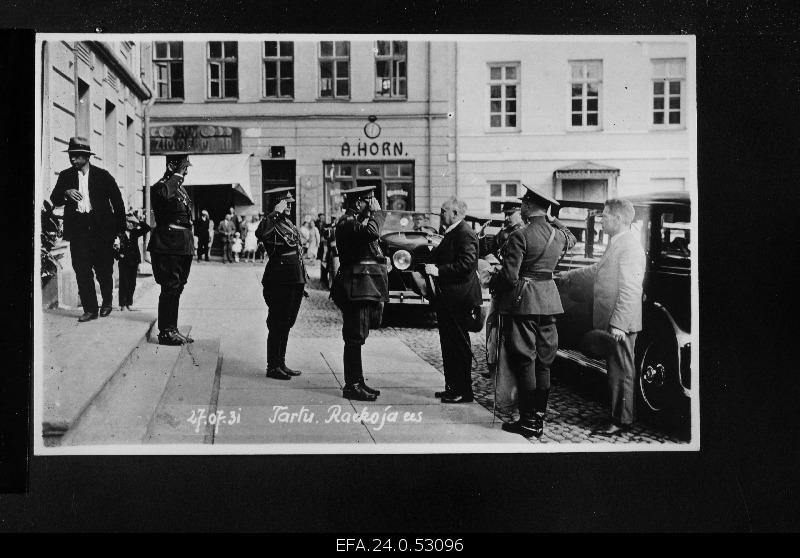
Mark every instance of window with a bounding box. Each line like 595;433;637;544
569;60;602;128
153;41;184;99
263;41;294;98
375;41;407;98
488;64;519;129
652;59;685;126
207;41;238;99
488;182;519;214
319;41;350;99
660;213;690;267
323;161;415;218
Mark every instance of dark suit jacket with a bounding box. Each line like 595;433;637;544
50;165;126;241
432;219;482;309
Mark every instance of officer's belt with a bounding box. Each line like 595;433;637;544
358;259;383;265
166;224;190;230
277;250;297;256
520;271;553;281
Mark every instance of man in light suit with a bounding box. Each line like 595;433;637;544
425;197;482;403
558;198;646;436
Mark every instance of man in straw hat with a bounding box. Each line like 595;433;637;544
331;185;387;401
489;184;576;438
146;152;195;346
50;136;126;322
257;187;307;380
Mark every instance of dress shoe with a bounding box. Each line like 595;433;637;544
280;364;302;376
125;305;139;312
77;311;98;323
592;423;630;437
266;367;292;380
157;330;186;346
173;329;194;343
119;306;126;311
99;306;113;317
359;381;380;396
342;383;377;402
434;390;457;399
440;393;474;404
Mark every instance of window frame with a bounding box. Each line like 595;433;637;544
318;41;351;100
262;41;294;100
651;58;686;130
153;41;184;101
486;62;520;132
567;60;603;131
374;40;408;100
488;181;521;216
206;41;239;100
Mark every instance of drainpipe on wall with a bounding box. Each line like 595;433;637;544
427;41;433;213
141;49;156;264
453;41;459;198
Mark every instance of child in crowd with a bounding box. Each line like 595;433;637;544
232;231;243;263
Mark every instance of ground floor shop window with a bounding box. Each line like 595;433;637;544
323;161;415;220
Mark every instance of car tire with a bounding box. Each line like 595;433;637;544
636;334;682;418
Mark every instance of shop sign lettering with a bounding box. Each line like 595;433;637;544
340;141;406;157
150;125;242;154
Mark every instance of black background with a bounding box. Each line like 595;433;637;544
1;0;798;533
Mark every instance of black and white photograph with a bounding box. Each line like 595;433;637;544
33;33;698;454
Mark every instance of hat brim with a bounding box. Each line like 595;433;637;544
64;149;94;155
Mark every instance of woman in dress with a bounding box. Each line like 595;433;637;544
243;214;259;262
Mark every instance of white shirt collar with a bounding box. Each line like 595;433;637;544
609;228;628;245
444;218;464;234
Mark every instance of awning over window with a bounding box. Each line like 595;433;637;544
154;154;254;204
553;161;620;179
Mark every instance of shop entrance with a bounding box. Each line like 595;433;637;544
190;184;236;256
262;160;297;224
323;160;415;220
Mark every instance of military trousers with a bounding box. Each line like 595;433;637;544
262;283;304;370
341;301;383;386
498;314;558;391
151;253;193;333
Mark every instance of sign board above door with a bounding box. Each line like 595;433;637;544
150;125;242;154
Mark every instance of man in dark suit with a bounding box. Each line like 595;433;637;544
146;152;195;346
50;136;126;322
332;185;387;401
257;187;306;380
489;184;577;438
424;197;482;403
218;214;236;263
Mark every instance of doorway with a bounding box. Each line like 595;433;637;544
190;184;235;255
262;160;297;223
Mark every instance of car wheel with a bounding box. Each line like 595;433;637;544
637;336;679;415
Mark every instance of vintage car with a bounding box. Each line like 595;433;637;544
553;191;692;423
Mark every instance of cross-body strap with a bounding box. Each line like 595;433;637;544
521;227;556;268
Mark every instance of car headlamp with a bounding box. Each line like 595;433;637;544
392;249;412;270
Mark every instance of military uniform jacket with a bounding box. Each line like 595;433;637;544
146;173;194;255
257;211;307;286
494;222;523;259
490;216;577;316
49;165;126;241
333;209;388;303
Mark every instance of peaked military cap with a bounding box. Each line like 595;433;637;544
518;183;559;208
164;152;193;167
501;201;522;214
64;136;94;154
263;186;296;202
342;185;376;200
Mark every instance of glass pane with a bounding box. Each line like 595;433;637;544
358;165;381;177
282;78;293;97
490;201;503;214
395;59;406;78
172;80;183;99
399;164;413;177
587;113;598;126
280;60;293;79
505;66;517;80
571;99;582;112
376;60;389;78
669;81;681;94
172;62;183;80
335;41;349;56
571;113;582;126
320;41;332;56
668;111;680;124
264;41;277;57
505;183;517;196
490;115;501;127
505;100;516;113
209;42;221;58
653;112;664;124
225;62;237;79
587;83;598;97
654;81;665;94
336;60;349;78
210;81;219;97
490;66;502;80
280;41;293;56
392;41;407;55
587;98;598;111
155;42;167;59
490;85;501;98
572;84;583;97
320;61;332;79
505;114;516;127
654;97;664;109
398;79;406;97
224;42;237;57
225;79;238;97
170;42;182;58
669;97;680;109
490;183;502;197
570;63;583;80
490;100;501;113
157;82;168;98
265;79;277;97
265;61;277;79
505;85;516;98
376;78;390;94
336;79;349;97
210;63;219;79
384;164;399;176
376;41;390;56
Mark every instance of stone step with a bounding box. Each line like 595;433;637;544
42;310;157;438
144;337;223;444
57;326;194;446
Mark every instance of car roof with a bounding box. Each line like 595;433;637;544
556;191;690;209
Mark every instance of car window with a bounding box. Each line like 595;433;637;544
380;211;440;233
660;213;691;263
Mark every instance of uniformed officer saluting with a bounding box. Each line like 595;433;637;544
493;201;525;260
147;152;195;346
258;187;306;380
489;184;577;438
331;185;387;402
